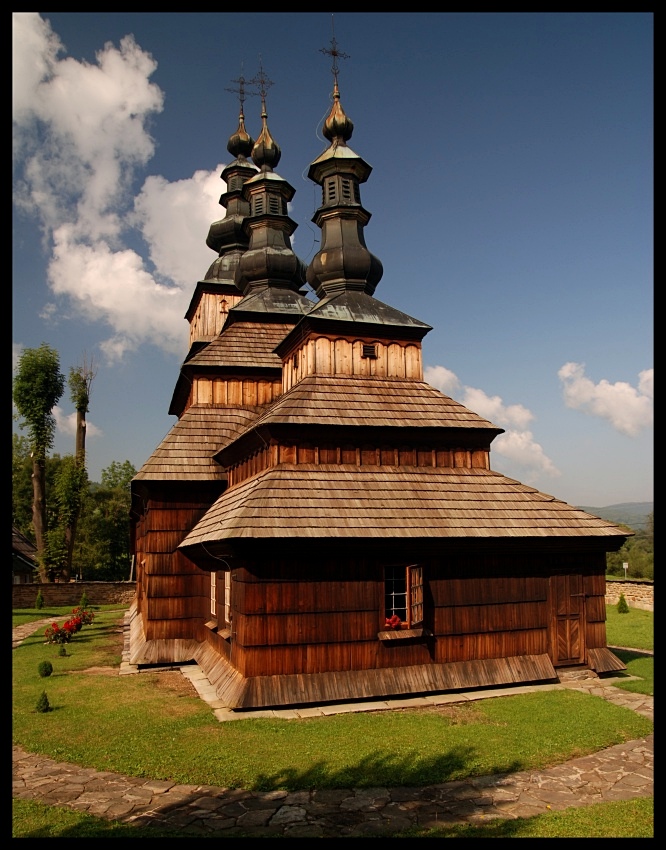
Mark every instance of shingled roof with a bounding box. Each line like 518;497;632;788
224;374;503;433
180;464;628;548
12;525;38;565
185;321;294;370
133;404;263;482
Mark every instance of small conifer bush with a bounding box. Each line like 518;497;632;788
79;591;89;608
35;691;51;713
617;593;630;614
38;660;53;678
35;589;44;610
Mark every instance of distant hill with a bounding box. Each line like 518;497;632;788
577;502;653;532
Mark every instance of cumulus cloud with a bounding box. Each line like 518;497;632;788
424;364;560;483
12;342;24;372
53;406;103;440
12;12;225;363
558;362;653;436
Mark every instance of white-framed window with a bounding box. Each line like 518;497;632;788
384;564;424;628
223;570;231;626
210;571;217;618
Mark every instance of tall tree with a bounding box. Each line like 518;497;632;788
13;343;65;580
74;460;137;580
62;355;96;578
12;434;34;540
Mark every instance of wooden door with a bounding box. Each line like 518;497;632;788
549;574;585;666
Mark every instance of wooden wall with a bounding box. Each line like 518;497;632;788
283;336;423;391
191;376;282;407
188;291;243;345
227;442;490;487
225;550;608;679
134;495;217;643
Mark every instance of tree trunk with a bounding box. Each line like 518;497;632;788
63;410;86;581
31;454;49;582
63;410;87;580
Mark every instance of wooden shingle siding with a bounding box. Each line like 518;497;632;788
236;579;378;614
434;630;550;663
140;618;201;642
434;601;548;635
235;613;379;646
585;595;607;623
207;654;558;710
145;597;199;619
433;575;548;606
585;621;608;649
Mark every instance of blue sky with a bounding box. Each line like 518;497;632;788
13;12;653;507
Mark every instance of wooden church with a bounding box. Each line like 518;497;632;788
129;49;629;710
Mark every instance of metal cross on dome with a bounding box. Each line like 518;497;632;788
320;14;350;87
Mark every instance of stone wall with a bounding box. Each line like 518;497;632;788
12;581;136;609
605;580;653;612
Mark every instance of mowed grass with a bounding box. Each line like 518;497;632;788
12;796;654;839
13;609;652;792
13;604;127;630
605;604;653;651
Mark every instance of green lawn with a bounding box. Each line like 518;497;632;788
13;603;653;837
605;604;653;651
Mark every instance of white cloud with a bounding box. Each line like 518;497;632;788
53;406;103;439
558;362;653;436
12;12;225;365
425;363;560;483
458;386;534;431
423;365;460;396
133;168;226;288
12;342;24;372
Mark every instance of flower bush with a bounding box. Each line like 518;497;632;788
63;616;83;633
44;607;94;645
70;606;95;626
44;622;74;644
384;614;402;630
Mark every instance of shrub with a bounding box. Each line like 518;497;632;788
79;591;89;608
35;691;51;713
617;593;630;614
71;606;95;626
44;622;73;645
35;589;44;610
38;661;53;678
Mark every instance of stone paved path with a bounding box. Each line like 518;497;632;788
13;619;653;836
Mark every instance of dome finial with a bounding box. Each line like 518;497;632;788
319;15;353;145
249;57;281;171
224;64;255;160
